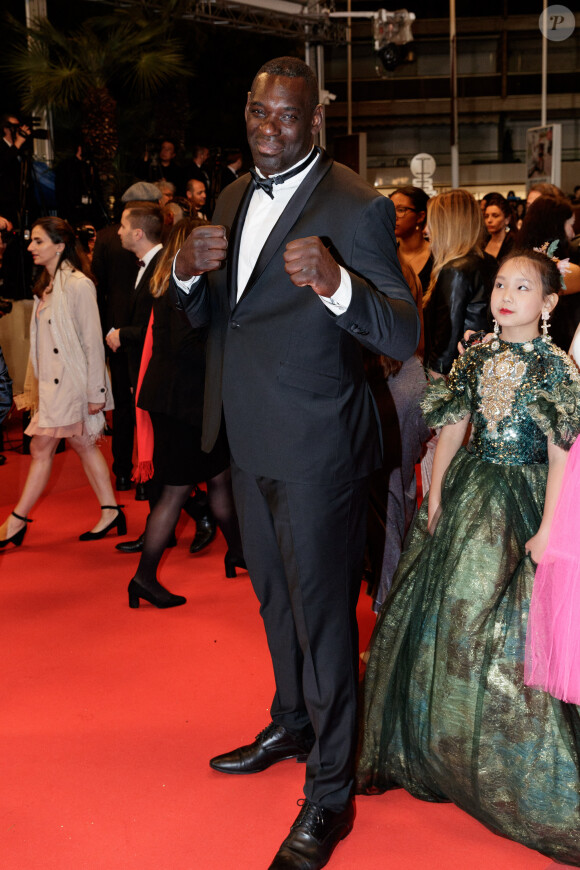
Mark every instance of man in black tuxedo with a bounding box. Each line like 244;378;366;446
172;57;419;870
93;183;163;491
106;202;163;389
220;149;243;190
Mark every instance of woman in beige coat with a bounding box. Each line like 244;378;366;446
0;217;125;548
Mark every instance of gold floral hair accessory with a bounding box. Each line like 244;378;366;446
533;239;570;290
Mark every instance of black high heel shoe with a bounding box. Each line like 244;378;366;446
0;511;32;549
128;578;186;609
79;505;126;541
224;550;247;578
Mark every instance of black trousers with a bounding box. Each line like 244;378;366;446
108;352;135;480
231;461;369;811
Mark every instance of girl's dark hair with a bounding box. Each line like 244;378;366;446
31;216;93;296
498;248;563;298
517;195;573;258
390;185;429;228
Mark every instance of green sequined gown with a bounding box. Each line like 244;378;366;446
357;337;580;865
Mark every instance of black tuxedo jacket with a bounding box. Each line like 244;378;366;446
172;151;419;485
93;224;139;335
119;251;161;388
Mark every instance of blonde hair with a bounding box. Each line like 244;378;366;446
424;189;483;306
149;217;207;298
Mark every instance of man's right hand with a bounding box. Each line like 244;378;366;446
175;225;228;280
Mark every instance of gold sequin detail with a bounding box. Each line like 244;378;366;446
479;349;527;433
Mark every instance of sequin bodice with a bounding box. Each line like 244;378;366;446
435;338;580;465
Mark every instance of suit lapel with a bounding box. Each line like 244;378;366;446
226;176;254;309
235;151;333;307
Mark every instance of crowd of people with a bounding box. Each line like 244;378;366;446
2;56;580;870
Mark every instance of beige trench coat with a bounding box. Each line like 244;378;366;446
30;262;113;427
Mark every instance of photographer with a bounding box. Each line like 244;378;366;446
0;114;31;226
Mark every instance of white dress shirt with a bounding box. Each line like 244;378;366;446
135;242;163;288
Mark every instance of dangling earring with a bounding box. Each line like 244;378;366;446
491;318;501;350
541;308;551;342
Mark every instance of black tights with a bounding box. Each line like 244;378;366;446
133;469;242;592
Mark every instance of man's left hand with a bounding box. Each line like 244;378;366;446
106;329;121;352
283;236;341;298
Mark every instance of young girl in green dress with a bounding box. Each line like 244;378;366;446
357;248;580;866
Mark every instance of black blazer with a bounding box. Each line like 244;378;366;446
92;224;140;335
119;250;161;388
137;292;207;426
172;151;420;485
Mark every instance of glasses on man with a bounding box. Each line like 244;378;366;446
393;206;417;216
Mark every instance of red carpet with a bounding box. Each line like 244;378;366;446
1;421;554;869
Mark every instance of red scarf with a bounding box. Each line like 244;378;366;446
132;309;155;483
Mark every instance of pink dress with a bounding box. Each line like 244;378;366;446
525;333;580;703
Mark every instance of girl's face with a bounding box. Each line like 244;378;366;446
491;258;557;342
484;205;507;236
28;225;63;275
565;215;575;241
390;193;424;239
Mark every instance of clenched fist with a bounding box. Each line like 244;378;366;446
283;236;341;298
175;225;228;280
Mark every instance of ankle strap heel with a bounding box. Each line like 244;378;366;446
0;513;31;549
11;511;32;523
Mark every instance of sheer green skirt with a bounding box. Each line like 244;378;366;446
356;447;580;866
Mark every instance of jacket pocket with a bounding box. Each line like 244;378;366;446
278;361;340;398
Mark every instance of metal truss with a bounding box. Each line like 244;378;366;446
88;0;347;42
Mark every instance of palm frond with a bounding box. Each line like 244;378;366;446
124;45;192;97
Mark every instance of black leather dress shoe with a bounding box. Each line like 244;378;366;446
115;475;132;491
116;532;177;553
116;533;145;553
209;722;314;774
268;798;355;869
189;514;216;553
134;483;148;501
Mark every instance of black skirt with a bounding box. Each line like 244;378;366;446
149;411;229;486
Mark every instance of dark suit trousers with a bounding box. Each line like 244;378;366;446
230;461;369;811
108;352;135;479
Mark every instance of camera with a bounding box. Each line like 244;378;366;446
0;226;15;245
5;116;49;142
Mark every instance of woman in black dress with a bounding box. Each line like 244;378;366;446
483;192;515;261
128;218;244;608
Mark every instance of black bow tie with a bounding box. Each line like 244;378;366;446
249;148;318;199
137;259;145;268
